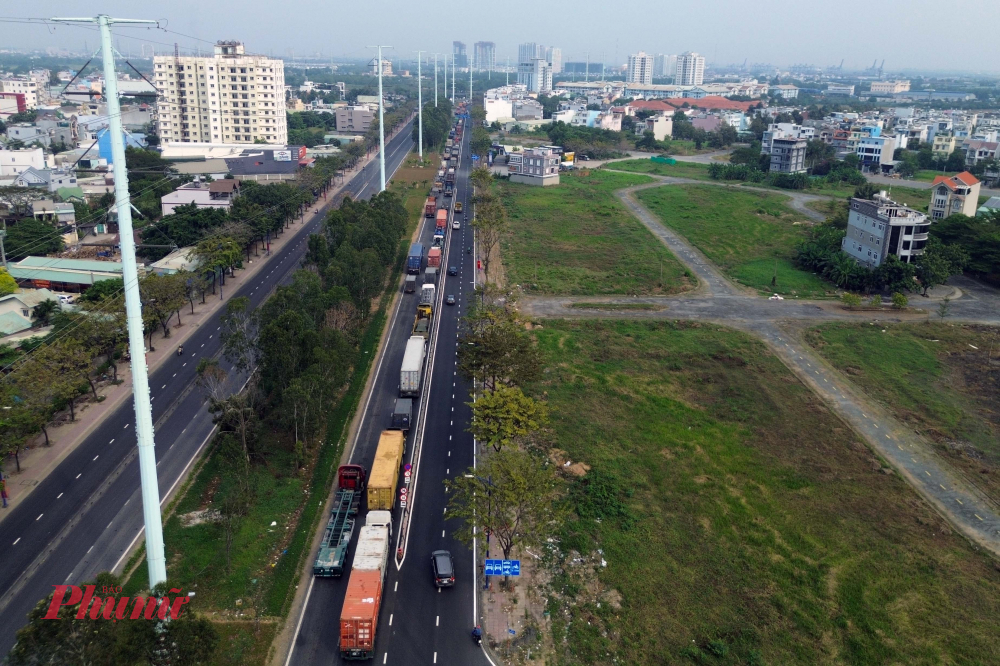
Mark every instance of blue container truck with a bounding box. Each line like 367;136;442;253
407;242;423;274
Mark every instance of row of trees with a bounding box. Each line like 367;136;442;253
545;121;631;159
194;190;411;567
446;167;561;565
413;100;454;152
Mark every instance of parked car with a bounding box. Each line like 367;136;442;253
431;550;455;587
446;294;456;305
448;266;458;276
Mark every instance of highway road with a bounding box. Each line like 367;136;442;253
0;117;416;656
286;114;489;665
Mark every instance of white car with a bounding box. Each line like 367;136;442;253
452;220;460;229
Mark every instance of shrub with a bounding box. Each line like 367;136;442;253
891;292;908;309
869;294;882;307
841;292;862;307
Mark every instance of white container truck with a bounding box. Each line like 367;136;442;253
400;336;426;397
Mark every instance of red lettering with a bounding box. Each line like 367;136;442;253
75;586;97;619
44;585;83;619
114;596;131;621
91;597;115;620
170;595;190;619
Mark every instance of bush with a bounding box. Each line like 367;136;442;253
869;294;882;307
891;292;908;309
841;292;862;307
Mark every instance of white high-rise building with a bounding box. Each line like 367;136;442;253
545;47;562;74
653;54;677;79
154;41;287;145
527;59;552;94
627;52;654;85
675;51;705;86
517;43;544;85
474;42;496;72
0;77;39;109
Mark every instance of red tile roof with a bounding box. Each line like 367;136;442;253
932;171;980;190
954;171;979;186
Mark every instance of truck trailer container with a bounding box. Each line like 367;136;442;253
427;246;442;268
423;267;438;285
435;208;448;234
406;243;423;274
444;181;453;197
399;336;426;397
313;465;366;577
390;398;412;431
339;511;392;660
404;275;417;293
423;196;437;217
367;432;404;510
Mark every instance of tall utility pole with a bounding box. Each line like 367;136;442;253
369;45;392;192
506;56;509;86
415;50;424;160
53;13;166;590
433;52;439;107
602;51;606;81
586;52;590;82
469;59;473;102
451;55;456;102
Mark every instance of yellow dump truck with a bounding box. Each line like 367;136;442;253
367;430;405;510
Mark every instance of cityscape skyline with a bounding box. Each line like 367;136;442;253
1;0;998;74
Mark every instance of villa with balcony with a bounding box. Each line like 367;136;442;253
842;191;930;269
928;171;980;220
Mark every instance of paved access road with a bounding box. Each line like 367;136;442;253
285;118;490;666
0;118;416;656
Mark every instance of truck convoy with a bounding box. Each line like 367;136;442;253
313;465;366;577
400;335;426;397
368;430;405;510
406;243;423;274
339;510;392;660
423;196;436;217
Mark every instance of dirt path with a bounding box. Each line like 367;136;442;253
518;182;1000;556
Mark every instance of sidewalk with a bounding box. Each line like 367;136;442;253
0;145;385;522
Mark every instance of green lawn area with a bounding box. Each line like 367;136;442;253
806;321;1000;500
530;319;1000;666
499;170;694;295
637;184;834;297
604;159;713;181
388;152;437;221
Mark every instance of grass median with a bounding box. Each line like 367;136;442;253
499;170;694;295
637;184;834;297
529;319;1000;665
806;321;1000;501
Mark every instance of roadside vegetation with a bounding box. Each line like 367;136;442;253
604;159;714;181
499;170;693;295
528;318;1000;665
637;184;832;297
806;321;1000;501
4;192;416;665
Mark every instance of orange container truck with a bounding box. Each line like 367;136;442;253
339;510;392;660
427;246;442;268
423;196;436;217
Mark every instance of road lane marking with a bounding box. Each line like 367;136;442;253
442;530;445;537
93;455;99;461
76;474;81;479
976;514;984;521
436;616;439;626
36;514;43;521
57;493;62;499
940;484;946;490
925;471;931;476
13;538;20;545
957;499;964;505
389;614;393;626
87;545;93;553
394;581;398;592
124;424;129;428
434;652;438;663
109;439;114;444
383;655;387;665
161;384;166;389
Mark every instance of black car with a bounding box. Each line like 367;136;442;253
448;266;458;276
446;294;456;305
432;550;455;587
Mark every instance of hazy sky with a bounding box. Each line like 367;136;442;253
7;0;1000;73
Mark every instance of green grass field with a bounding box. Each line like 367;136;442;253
806;321;1000;501
499;170;694;295
530;319;1000;666
637;184;834;297
604;159;714;180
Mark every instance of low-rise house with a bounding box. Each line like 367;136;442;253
335;105;374;132
634;114;673;141
507;147;560;186
150;247;202;275
977;196;1000;216
842;192;929;268
0;288;58;337
962;140;999;167
0;146;45;177
7;256;126;293
769;137;807;173
856;136;895;172
931;133;957;159
929;171;980;219
160;178;240;216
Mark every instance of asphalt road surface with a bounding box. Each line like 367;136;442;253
285;117;490;665
0;117;416;656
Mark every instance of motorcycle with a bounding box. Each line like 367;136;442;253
471;625;483;646
177;346;184;356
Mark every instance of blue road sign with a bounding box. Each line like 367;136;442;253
485;559;520;575
471;154;480;161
